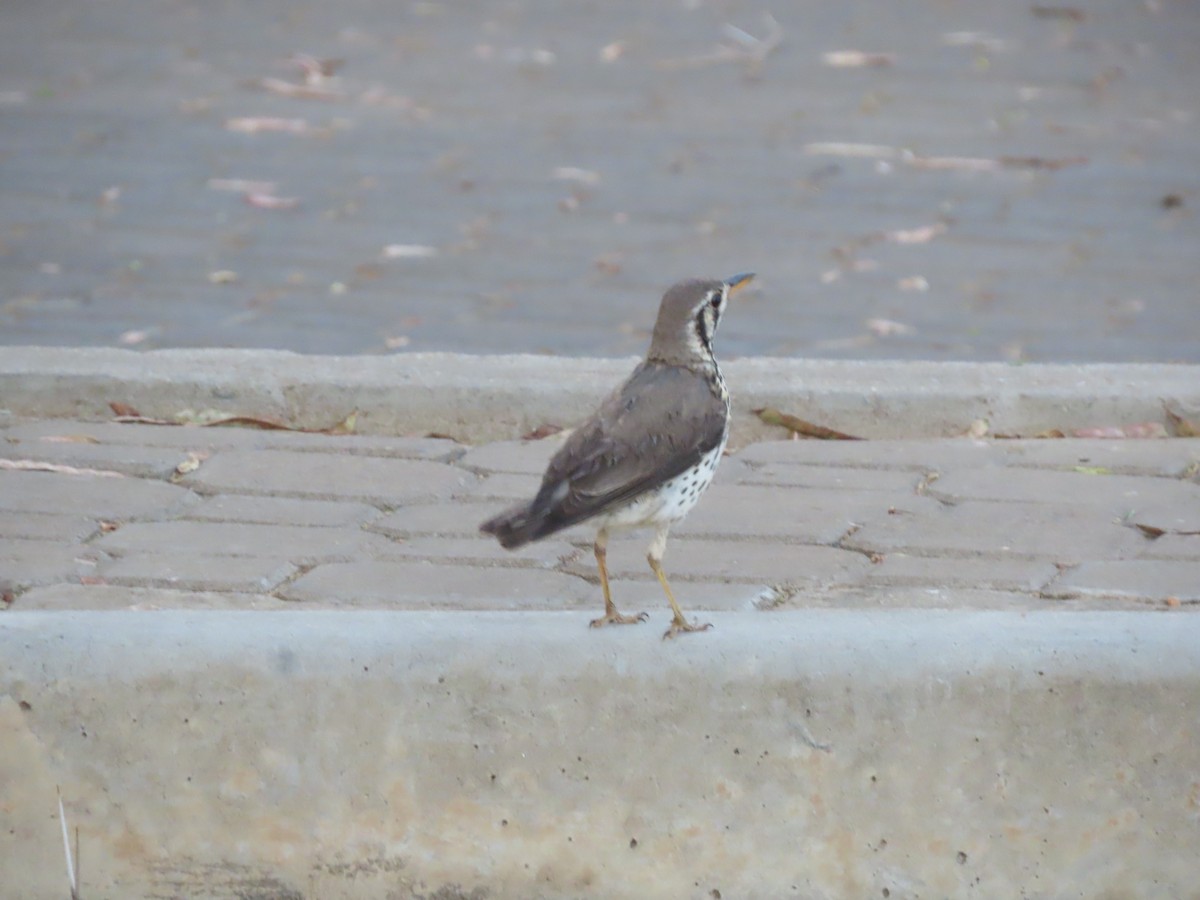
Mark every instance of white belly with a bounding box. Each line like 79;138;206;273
599;439;726;532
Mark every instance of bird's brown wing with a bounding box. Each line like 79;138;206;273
522;361;728;538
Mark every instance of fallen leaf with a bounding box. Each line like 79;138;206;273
552;166;601;185
40;435;100;444
326;410;358;436
1163;402;1200;437
1134;523;1166;539
0;459;125;478
821;50;894;68
1072;465;1112;475
961;419;990;438
109;401;141;417
98;520;120;533
1165;596;1182;608
244;192;299;210
382;244;438;259
225;116;310;134
252;76;343;101
172;451;208;479
599;41;625;62
1071;423;1168;439
522;424;563;441
886;223;947;245
865;317;916;337
755;407;863;440
119;329;150;346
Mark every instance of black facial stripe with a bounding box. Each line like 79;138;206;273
695;307;714;353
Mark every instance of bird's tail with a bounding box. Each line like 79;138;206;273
479;502;544;549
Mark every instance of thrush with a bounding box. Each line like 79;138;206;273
480;273;754;638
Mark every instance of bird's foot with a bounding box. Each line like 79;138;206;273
589;610;649;628
662;617;713;640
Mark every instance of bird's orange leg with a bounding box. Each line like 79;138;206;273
648;525;711;639
589;529;648;628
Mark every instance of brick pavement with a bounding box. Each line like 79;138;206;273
2;419;1198;614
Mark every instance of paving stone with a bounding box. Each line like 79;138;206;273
811;586;1077;611
182;495;382;528
0;539;104;589
95;521;397;563
279;561;592;610
6;421;469;460
98;554;297;592
454;472;543;501
180;450;475;503
569;537;870;585
673;485;939;544
371;502;499;538
255;433;465;460
928;468;1197;510
377;536;582;569
1;420;269;450
0;439;192;479
0;470;195;519
861;555;1060;592
734;464;921;493
1047;561;1200;602
0;511;102;542
989;439;1200;477
734;439;1001;470
15;584;287;611
1138;535;1200;561
457;439;564;474
843;502;1148;561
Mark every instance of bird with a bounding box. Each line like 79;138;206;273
480;273;754;638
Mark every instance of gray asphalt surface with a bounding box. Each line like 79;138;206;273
1;0;1197;361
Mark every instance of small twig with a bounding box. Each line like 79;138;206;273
658;13;783;75
58;787;80;900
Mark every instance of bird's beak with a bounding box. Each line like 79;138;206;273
724;272;755;296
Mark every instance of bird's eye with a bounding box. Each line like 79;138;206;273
709;291;724;309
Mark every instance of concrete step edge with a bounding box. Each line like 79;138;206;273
2;346;1198;441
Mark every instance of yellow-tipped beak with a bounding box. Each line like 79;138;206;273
725;272;755;295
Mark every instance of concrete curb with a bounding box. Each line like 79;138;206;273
2;609;1198;898
3;347;1199;442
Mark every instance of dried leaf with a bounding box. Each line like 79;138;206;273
0;459;125;478
821;50;895;68
1163;402;1200;437
98;520;120;532
225;116;310;134
961;419;990;439
1134;523;1166;539
244;191;299;210
755;407;863;440
1071;423;1168;439
552;166;601;185
109;401;141;417
382;243;438;259
252;76;343;101
886;223;947;245
865;317;916;337
522;424;563;441
40;435;100;444
1165;596;1182;608
172;451;207;479
326;410;358;436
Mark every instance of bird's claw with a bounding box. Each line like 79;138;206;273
589;610;649;628
661;618;713;640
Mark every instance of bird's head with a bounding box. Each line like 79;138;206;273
648;273;755;365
